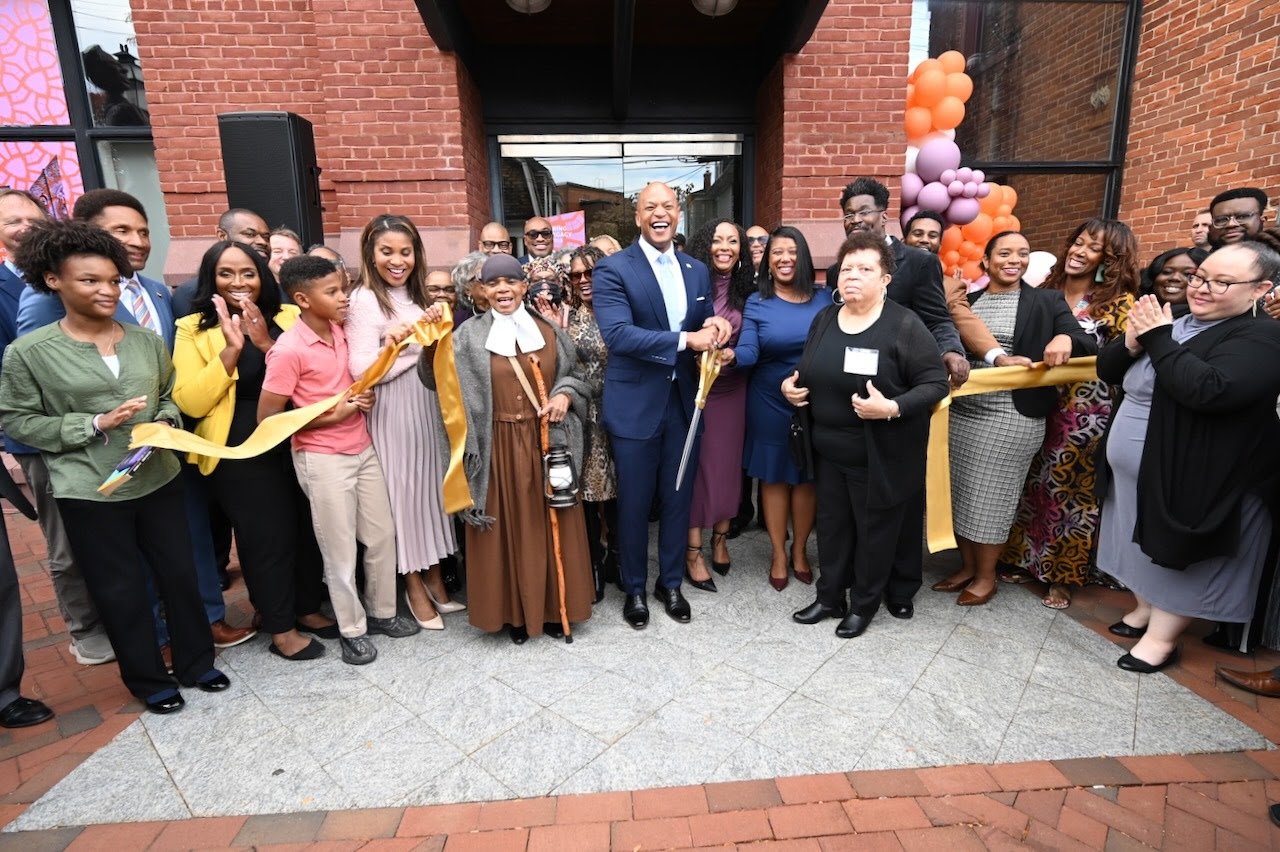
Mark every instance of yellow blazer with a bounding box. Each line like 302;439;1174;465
172;305;300;474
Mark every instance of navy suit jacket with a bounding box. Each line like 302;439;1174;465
17;273;176;353
0;265;25;355
592;240;714;440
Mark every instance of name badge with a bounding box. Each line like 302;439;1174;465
844;347;879;376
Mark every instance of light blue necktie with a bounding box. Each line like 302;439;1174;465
655;252;686;332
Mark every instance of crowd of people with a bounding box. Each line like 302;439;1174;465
0;175;1278;726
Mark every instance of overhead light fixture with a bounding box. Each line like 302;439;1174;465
692;0;738;16
506;0;552;13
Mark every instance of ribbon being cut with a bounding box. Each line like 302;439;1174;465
117;306;472;514
925;356;1098;553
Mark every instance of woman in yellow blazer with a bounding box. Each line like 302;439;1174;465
174;241;337;660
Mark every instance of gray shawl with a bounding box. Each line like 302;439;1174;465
418;309;591;526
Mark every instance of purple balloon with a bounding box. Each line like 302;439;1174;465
901;172;923;206
961;181;979;198
916;181;952;213
914;139;963;184
940;169;957;185
948;180;965;197
976;182;992;199
971;169;985;184
946;196;981;226
900;205;920;229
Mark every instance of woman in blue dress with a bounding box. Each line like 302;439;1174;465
726;226;828;590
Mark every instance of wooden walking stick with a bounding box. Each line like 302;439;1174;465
527;353;573;644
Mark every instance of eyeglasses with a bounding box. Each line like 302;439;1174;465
481;240;511;251
746;236;768;245
842;208;885;222
426;285;457;296
1211;211;1259;228
525;229;553;240
1186;273;1265;294
568;270;593;283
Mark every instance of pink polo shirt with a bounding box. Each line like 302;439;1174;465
262;319;372;455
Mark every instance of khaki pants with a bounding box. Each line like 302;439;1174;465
292;446;397;637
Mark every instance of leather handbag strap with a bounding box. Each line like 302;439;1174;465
507;355;542;414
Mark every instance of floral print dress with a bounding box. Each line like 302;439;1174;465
567;306;616;502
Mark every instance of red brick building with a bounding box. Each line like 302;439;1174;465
2;0;1276;280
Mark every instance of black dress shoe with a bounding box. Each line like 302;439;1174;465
269;638;325;661
145;690;185;715
623;594;649;629
543;622;565;639
0;696;54;728
509;625;529;644
1108;620;1146;639
835;610;874;639
194;670;231;692
1117;646;1180;673
653;585;692;623
793;600;847;624
885;602;914;620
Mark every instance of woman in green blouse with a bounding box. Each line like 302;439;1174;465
0;220;226;715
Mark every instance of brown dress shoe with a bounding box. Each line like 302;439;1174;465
957;586;996;606
931;576;973;593
210;620;258;649
1217;667;1280;697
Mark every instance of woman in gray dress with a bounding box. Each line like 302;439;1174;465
938;232;1096;606
1097;241;1280;672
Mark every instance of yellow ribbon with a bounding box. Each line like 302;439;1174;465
129;306;474;514
925;356;1098;553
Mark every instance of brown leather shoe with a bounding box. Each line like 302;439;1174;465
932;576;973;593
957;586;996;606
1217;667;1280;697
210;619;257;649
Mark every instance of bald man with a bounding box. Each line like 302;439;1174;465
478;222;512;256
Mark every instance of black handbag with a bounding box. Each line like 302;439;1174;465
786;306;837;479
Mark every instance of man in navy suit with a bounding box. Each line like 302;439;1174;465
592;183;732;628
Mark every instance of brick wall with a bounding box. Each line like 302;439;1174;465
1120;0;1280;255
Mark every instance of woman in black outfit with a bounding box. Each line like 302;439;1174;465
783;232;950;638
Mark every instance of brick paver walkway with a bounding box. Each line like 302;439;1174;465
4;493;1280;849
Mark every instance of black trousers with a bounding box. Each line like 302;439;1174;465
206;449;325;634
814;460;917;614
0;513;23;709
58;477;214;698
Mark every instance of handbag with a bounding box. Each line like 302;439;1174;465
786;306;837;479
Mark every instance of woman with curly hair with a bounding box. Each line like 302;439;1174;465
1000;218;1139;608
524;256;570;329
683;219;756;591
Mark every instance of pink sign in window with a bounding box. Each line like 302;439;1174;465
1;0;71;127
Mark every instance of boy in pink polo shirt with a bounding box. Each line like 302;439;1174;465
259;256;418;665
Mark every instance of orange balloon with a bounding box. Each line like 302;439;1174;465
914;69;947;108
993;216;1012;232
932;96;966;131
961;213;994;244
940;225;963;253
1002;185;1019;209
1007;215;1021;232
938;50;967;75
943;250;961;269
959;240;977;259
904;106;932;141
911;58;944;83
945;72;973;103
905;82;916;107
979;189;1003;216
961;260;983;281
997;204;1012;217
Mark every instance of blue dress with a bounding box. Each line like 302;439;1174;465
734;289;830;485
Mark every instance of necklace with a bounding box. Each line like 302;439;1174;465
60;320;121;355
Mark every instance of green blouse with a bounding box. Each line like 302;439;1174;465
0;322;181;502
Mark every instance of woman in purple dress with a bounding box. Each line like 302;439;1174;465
684;220;757;592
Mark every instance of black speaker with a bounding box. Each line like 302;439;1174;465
217;111;324;247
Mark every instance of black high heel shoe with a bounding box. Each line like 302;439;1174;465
685;546;717;593
710;530;731;576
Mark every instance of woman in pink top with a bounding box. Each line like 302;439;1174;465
346;214;461;628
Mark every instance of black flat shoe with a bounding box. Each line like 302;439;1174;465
195;670;231;692
296;619;340;639
543;622;565;639
508;625;529;645
1117;646;1180;673
835;610;874;639
145;690;185;715
710;531;731;576
623;594;649;630
0;696;53;728
269;639;325;661
793;600;847;624
653;585;692;623
1108;620;1147;639
885;602;914;620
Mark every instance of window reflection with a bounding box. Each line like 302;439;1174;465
73;0;149;126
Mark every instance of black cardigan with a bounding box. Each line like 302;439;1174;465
796;301;950;509
1095;312;1280;568
967;284;1099;418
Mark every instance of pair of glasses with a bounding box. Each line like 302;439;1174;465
1186;273;1265;294
481;240;511;251
525;229;553;240
746;236;768;245
842;208;886;222
426;285;456;296
568;270;592;283
1210;211;1259;228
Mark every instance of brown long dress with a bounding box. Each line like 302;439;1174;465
465;330;594;636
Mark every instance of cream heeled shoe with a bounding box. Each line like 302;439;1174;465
425;585;466;613
405;590;444;630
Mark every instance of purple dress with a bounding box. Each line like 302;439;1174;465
690;273;748;528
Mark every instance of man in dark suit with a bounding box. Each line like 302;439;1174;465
592;182;732;628
171;207;272;318
0;465;52;728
